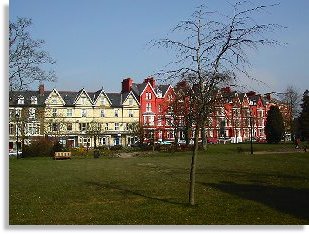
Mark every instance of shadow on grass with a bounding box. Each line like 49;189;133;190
203;181;309;221
85;181;189;207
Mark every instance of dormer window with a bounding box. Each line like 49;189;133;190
17;96;24;105
31;96;37;105
157;89;162;98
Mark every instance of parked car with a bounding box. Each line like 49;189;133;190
207;138;218;144
156;140;173;145
9;149;22;157
177;139;187;145
256;138;267;143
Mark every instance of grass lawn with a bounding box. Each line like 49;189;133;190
9;143;309;225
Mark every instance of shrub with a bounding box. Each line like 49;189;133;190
110;145;123;151
71;147;87;156
52;141;66;153
22;138;54;157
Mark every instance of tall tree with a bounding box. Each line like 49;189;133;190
152;1;282;205
280;85;301;140
9;17;56;91
299;90;309;141
265;106;285;144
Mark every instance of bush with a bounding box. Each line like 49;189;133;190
70;147;87;156
52;141;66;153
110;145;123;151
23;138;54;157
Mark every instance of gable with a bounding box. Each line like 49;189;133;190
45;89;65;106
140;83;157;99
93;90;112;107
122;92;139;107
74;89;93;106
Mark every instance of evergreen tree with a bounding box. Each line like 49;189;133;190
265;106;285;144
299;90;309;140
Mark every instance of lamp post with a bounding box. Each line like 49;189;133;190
249;115;253;155
15;113;19;159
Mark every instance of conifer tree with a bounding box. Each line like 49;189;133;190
299;90;309;140
265;106;285;143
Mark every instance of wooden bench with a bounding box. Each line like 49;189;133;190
54;151;71;160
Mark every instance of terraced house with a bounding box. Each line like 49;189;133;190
9;77;291;151
9;83;140;150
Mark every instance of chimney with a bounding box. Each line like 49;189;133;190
121;78;133;93
144;77;155;88
221;87;231;93
39;84;45;95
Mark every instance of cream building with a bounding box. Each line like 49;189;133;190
9;85;140;150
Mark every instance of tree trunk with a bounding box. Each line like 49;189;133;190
201;126;207;151
189;125;199;205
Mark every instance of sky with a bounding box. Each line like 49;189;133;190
8;0;309;96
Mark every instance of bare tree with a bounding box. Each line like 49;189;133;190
152;1;282;205
86;121;104;149
9;17;56;91
127;121;144;145
281;86;301;140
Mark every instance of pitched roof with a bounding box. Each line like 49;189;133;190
156;84;170;97
9;90;51;106
106;93;122;107
131;83;147;97
58;91;79;106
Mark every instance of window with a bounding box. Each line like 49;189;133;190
114;109;119;117
129;98;133;106
167;130;174;139
146;103;151;112
28;123;39;135
101;137;108;145
114;123;119;131
104;123;109;131
79;123;87;131
158;104;162;113
81;109;87;117
67;109;73;117
157;116;162;126
9;124;14;135
101;97;106;106
52;108;57;117
16;109;21;117
149;116;154;126
52;123;59;132
67;123;72;131
81;97;86;105
157;89;162;98
9;109;14;119
101;109;105;117
166;117;172;126
146;92;152;100
168;106;173;114
114;137;120;145
51;98;57;104
29;108;35;119
129;110;133;117
17;96;24;105
31;96;37;105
